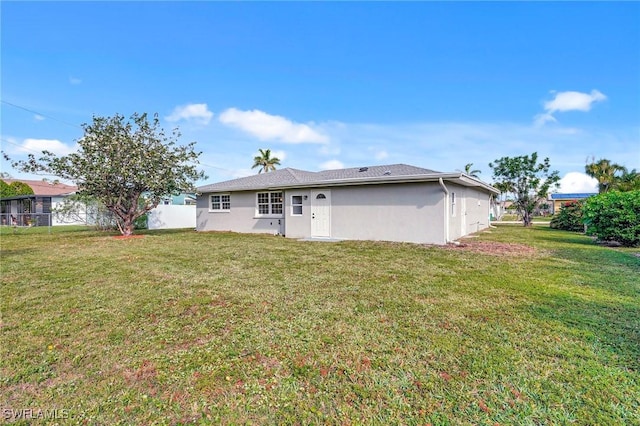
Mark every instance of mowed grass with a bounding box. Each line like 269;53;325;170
1;225;638;425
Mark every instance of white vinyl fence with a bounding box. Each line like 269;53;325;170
147;205;196;230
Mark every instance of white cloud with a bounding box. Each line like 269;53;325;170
535;90;607;126
19;139;76;156
166;103;214;125
268;149;287;162
69;77;82;85
533;112;556;127
34;114;45;121
230;168;254;179
374;149;389;161
219;108;329;144
545;90;606;113
319;159;344;170
318;144;341;156
558;172;598;193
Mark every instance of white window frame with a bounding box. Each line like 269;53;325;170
255;191;284;218
451;192;456;217
210;193;230;212
291;195;303;216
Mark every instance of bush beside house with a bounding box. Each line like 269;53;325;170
583;191;640;247
550;200;585;232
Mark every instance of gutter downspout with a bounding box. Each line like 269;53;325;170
439;178;450;244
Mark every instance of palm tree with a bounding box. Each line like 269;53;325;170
464;163;481;178
252;149;281;174
614;168;640;192
585;158;625;193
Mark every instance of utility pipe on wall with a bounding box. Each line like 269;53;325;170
438;177;450;244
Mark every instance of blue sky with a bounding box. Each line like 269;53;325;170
2;1;639;192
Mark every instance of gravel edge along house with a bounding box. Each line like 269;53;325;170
196;164;500;245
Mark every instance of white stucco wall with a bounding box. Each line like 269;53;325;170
446;184;491;241
328;183;446;244
196;191;284;235
283;190;311;238
52;197;88;226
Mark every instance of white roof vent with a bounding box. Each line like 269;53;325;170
383;170;391;175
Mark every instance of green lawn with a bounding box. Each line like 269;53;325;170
494;214;553;223
1;225;638;424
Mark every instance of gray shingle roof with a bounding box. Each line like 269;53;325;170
197;164;443;193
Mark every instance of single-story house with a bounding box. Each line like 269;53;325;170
549;193;597;214
1;179;79;226
196;164;499;245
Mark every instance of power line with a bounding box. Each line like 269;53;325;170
0;137;44;155
198;161;233;172
1;100;81;129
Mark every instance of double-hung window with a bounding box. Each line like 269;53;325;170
291;195;303;215
210;194;230;212
256;191;283;216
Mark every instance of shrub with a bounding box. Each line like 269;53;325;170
0;180;15;198
583;191;640;247
134;214;148;230
550;200;585;232
9;181;34;196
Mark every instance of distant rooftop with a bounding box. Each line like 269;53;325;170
2;179;78;197
550;193;598;200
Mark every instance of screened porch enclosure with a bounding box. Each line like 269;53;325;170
1;196;53;226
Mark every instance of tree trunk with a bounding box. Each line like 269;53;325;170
122;217;135;236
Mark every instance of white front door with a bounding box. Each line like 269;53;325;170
311;189;331;237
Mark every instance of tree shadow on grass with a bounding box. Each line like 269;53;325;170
527;293;640;372
0;248;37;259
534;226;597;246
535;227;640;279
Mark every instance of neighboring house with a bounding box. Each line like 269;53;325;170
158;193;197;205
147;193;197;230
196;164;499;245
549;193;597;214
0;179;79;226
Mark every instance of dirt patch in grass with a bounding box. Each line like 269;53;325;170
113;235;145;240
445;241;539;257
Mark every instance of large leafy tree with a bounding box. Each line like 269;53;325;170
10;113;205;236
252;149;281;173
489;152;560;227
585;158;626;193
